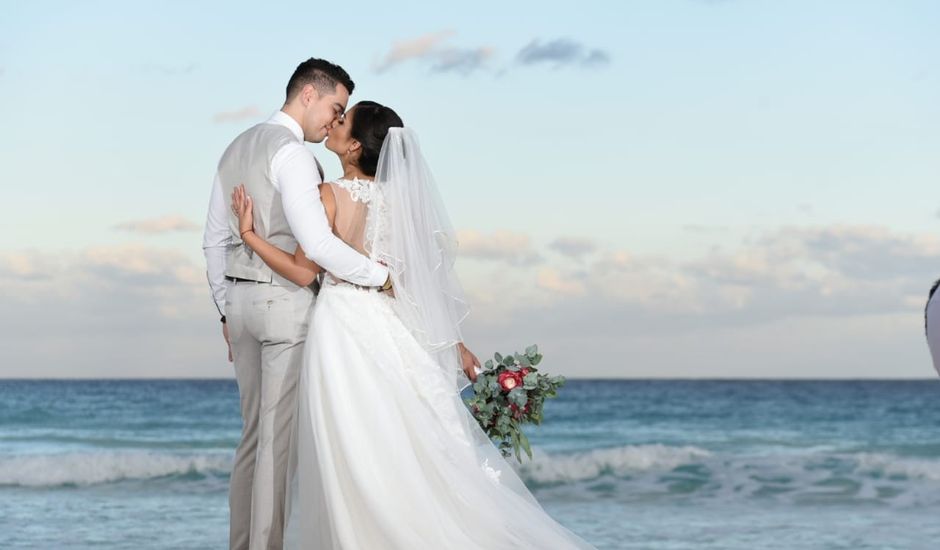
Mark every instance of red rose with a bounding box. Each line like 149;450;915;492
498;371;522;392
520;368;530;377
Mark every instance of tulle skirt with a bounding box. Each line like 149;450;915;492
283;284;595;549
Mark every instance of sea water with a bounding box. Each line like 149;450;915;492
2;379;939;549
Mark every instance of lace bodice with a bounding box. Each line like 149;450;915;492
333;177;375;204
321;177;384;287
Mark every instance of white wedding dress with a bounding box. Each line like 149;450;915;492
283;131;595;550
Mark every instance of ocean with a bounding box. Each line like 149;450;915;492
2;379;939;549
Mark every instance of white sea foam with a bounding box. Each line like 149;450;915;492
0;451;231;487
521;444;712;484
515;445;940;508
6;445;940;506
853;452;940;481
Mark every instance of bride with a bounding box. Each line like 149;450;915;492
231;100;595;549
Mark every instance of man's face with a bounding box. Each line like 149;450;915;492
302;83;349;143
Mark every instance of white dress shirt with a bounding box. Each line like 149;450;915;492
202;111;388;316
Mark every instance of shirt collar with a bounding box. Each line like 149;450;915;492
268;110;304;142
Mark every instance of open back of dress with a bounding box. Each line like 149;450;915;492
283;178;596;549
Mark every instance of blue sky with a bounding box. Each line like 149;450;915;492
2;0;939;378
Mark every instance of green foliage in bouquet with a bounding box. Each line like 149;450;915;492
464;345;566;463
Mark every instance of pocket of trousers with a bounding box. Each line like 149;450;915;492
257;290;312;344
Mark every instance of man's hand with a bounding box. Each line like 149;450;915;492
375;265;395;296
223;321;233;362
458;342;481;382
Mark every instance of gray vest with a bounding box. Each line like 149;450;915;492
218;122;317;286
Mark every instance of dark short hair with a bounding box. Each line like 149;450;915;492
927;278;940;335
349;101;404;177
285;58;355;102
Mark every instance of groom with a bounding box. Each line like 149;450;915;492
202;58;390;550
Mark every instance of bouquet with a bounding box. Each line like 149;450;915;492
464;345;566;462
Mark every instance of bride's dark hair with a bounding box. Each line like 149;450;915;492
351;101;404;177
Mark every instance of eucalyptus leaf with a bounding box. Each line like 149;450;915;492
508;388;528;407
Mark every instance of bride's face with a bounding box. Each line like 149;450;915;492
325;106;360;160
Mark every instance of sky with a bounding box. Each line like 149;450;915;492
1;0;939;379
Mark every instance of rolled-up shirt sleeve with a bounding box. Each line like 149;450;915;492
202;173;231;316
273;143;388;287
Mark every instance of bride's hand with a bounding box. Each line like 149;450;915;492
458;342;481;382
231;185;254;238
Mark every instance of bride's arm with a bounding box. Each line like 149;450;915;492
232;184;336;287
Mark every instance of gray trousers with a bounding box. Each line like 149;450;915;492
226;282;314;550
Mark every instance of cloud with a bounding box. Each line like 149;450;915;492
457;230;543;266
536;268;586;296
374;30;456;71
8;224;938;380
549;237;597;259
0;250;59;280
430;47;495;75
113;215;200;234
373;33;608;77
212;106;262;124
458;224;940;378
753;228;921;310
516;39;611;69
663;225;940;322
373;31;494;75
582;49;612;67
459;224;940;329
0;245;204;308
0;245;222;378
762;225;940;284
77;244;205;286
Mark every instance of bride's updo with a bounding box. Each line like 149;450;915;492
350;101;404;177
